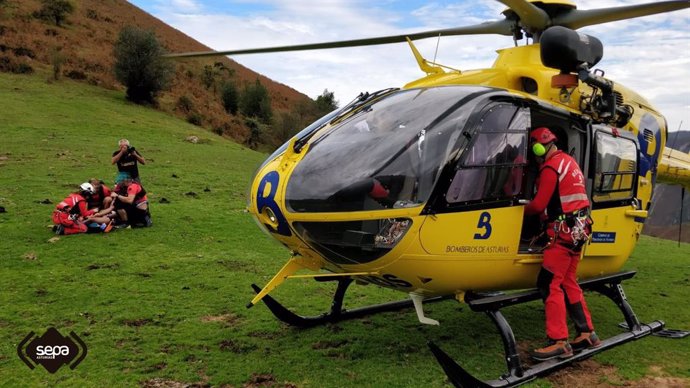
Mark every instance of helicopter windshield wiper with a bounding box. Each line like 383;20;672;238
329;87;399;126
293;87;399;153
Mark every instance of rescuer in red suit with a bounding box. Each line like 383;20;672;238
52;183;113;235
525;127;601;361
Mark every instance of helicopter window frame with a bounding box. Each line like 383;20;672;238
591;129;639;204
445;103;530;206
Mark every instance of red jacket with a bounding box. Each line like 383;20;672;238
88;184;111;209
122;182;147;204
56;193;95;217
525;150;589;218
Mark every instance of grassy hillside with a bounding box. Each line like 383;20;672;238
0;72;688;387
0;0;317;144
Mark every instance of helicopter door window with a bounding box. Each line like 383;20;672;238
592;131;638;203
446;106;528;204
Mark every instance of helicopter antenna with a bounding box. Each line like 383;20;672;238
671;121;685;247
680;187;685;247
433;33;441;64
671;120;683;149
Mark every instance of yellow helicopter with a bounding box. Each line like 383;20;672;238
168;0;690;386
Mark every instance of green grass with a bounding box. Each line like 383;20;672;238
0;71;688;387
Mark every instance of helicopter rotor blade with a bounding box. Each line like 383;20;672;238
494;0;551;30
164;20;513;58
553;0;690;30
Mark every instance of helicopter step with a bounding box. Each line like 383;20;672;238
251;277;450;328
428;270;665;388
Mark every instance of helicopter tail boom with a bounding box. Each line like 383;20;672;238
657;147;690;188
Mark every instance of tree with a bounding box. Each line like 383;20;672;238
34;0;74;27
244;117;268;150
113;26;173;104
50;46;65;80
220;81;239;115
214;61;234;77
201;64;217;89
240;79;272;123
273;111;300;146
315;89;338;114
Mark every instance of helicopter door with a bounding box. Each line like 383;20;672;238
518;110;589;252
419;103;529;256
586;127;639;258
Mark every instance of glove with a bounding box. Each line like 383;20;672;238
369;179;389;199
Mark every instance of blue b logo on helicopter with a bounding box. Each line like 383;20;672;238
474;212;492;240
256;171;292;236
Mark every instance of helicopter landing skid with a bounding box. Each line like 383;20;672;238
251;277;450;328
429;270;665;388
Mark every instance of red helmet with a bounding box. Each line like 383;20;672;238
530;127;558;145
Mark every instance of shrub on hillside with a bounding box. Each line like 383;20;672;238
0;56;33;74
213;125;226;136
65;69;86;80
12;47;35;58
201;64;217;89
244;117;269;150
15;63;33;74
187;112;203;126
33;0;74;27
220;81;238;115
50;47;64;80
272;111;300;146
176;95;193;113
240;79;272;124
85;9;97;19
214;61;234;77
113;25;173;105
84;9;112;23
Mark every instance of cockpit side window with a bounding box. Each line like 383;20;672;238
446;105;529;204
592;130;638;203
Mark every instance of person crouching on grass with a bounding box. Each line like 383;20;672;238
86;178;113;211
110;173;152;228
53;183;114;235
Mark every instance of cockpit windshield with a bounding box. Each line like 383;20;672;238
285;86;489;213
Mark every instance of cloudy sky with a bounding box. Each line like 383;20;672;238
129;0;689;134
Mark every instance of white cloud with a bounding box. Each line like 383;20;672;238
140;0;690;132
154;0;202;14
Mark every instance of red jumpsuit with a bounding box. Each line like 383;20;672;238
525;150;594;340
52;193;95;235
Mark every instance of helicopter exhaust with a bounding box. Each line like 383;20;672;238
540;26;632;127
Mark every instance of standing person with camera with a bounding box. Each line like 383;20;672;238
112;138;145;183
